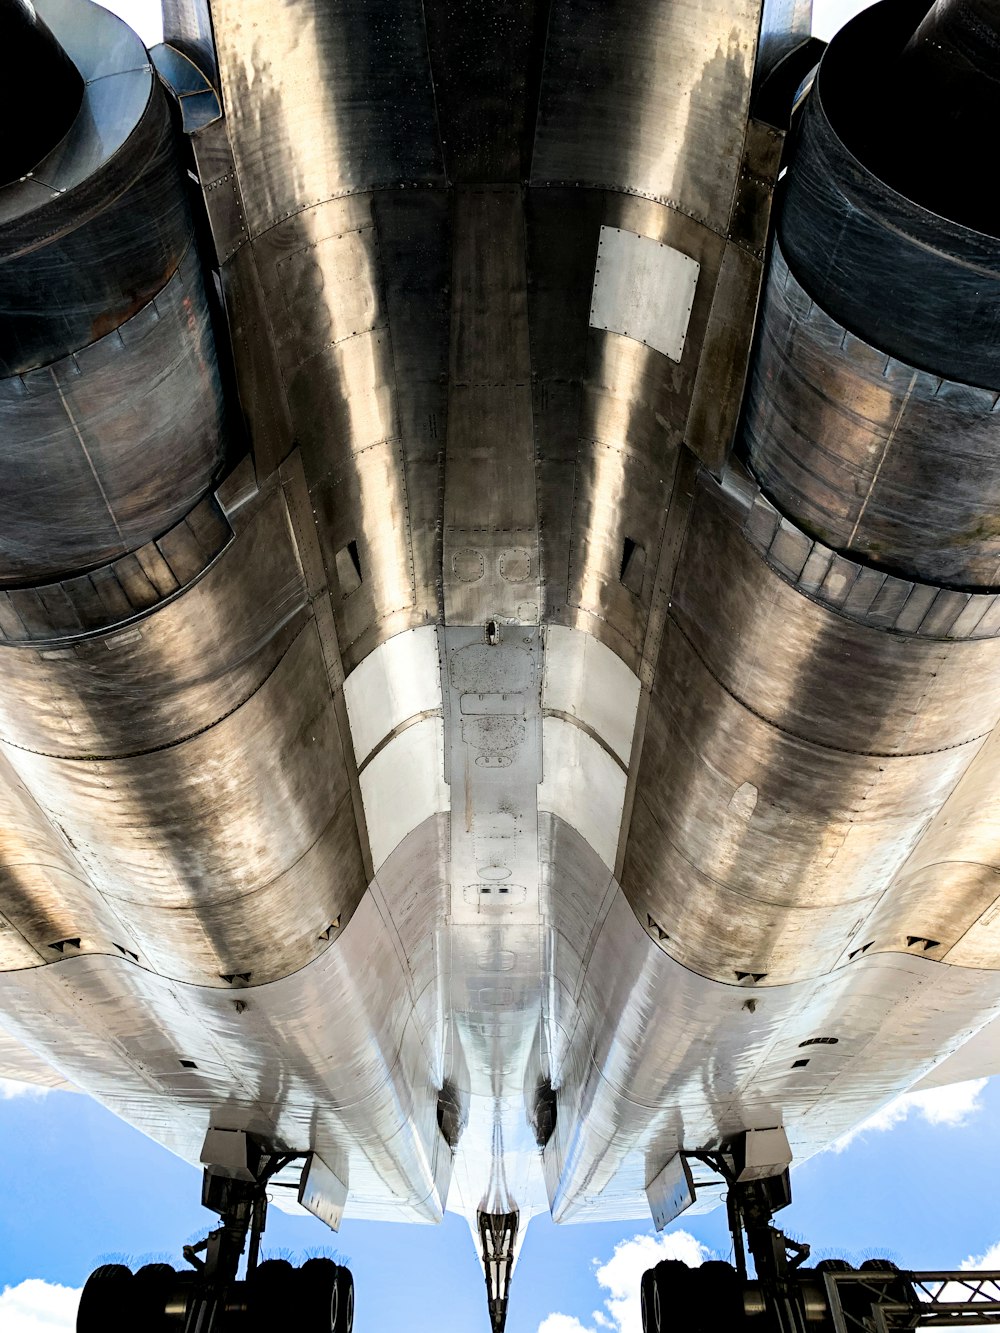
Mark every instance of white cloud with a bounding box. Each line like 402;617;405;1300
539;1317;592;1333
831;1079;988;1152
0;1079;49;1101
0;1280;81;1331
963;1241;1000;1271
538;1230;714;1333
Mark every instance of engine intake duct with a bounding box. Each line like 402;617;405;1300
0;0;84;186
848;0;1000;237
0;0;228;587
742;0;1000;590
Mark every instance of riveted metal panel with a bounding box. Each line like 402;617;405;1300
344;627;442;766
618;477;1000;985
443;188;540;627
567;443;677;658
0;856;451;1220
542;625;641;764
673;482;1000;755
541;847;1000;1222
538;717;626;871
6;0;1000;1266
0;246;228;587
589;227;701;363
745;240;1000;588
209;0;444;237
360;718;448;872
191;118;248;264
1;1;191;374
531;0;760;231
0;487;309;758
311;439;418;662
1;620;363;984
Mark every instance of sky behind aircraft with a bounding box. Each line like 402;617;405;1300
1;1068;998;1330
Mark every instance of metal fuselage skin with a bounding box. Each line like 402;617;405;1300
1;0;1000;1294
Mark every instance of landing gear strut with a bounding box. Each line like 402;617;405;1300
640;1132;1000;1331
479;1209;518;1333
76;1136;354;1333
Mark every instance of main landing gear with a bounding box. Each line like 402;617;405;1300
77;1136;354;1333
640;1133;1000;1332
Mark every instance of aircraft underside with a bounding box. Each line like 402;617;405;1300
1;0;1000;1327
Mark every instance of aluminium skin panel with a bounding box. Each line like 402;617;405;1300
0;1;999;1322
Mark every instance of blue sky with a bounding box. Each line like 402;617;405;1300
1;1072;999;1331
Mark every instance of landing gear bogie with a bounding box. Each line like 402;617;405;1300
638;1134;1000;1331
76;1135;354;1333
75;1258;354;1333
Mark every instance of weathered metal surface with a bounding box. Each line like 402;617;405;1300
0;1;192;375
778;0;1000;387
745;240;1000;589
0;248;228;586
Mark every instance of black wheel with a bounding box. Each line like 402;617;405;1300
300;1257;339;1332
249;1258;296;1333
76;1264;133;1333
133;1263;177;1332
692;1261;743;1331
652;1259;694;1333
334;1264;354;1333
640;1268;657;1332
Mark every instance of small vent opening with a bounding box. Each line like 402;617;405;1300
437;1077;468;1148
219;971;252;985
647;913;670;942
735;970;767;984
113;942;138;962
335;540;363;597
48;937;81;954
906;935;940;951
848;941;874;961
799;1037;839;1047
792;1058;810;1069
619;537;646;595
531;1078;558;1149
179;1059;198;1070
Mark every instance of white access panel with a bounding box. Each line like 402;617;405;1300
344;626;442;766
542;624;641;765
538;715;627;872
360;717;448;870
590;226;700;362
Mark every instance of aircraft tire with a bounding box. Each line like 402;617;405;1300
76;1264;133;1333
335;1264;354;1333
300;1257;340;1331
640;1268;657;1332
133;1264;176;1332
249;1259;296;1332
691;1261;742;1330
652;1259;695;1332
